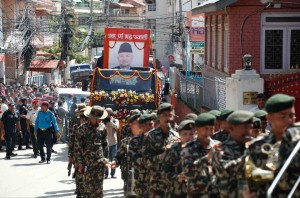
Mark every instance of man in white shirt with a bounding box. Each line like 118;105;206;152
0;97;8;118
26;99;40;158
104;108;119;178
250;93;266;113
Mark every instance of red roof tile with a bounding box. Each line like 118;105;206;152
29;60;59;72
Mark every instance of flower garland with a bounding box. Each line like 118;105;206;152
92;89;155;105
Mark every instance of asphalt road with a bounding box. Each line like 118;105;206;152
0;143;124;198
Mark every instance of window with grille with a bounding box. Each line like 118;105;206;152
261;13;300;73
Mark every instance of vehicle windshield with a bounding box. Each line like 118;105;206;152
70;64;90;73
59;93;90;104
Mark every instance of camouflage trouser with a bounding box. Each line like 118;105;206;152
149;189;165;198
84;168;104;198
75;171;84;196
123;169;138;198
165;181;187;198
134;182;149;197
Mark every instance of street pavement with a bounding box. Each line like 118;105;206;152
0;144;124;198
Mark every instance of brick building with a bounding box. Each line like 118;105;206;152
192;0;300;120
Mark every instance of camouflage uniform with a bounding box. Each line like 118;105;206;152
181;139;215;198
143;127;180;197
114;136;135;197
76;122;108;198
68;120;83;197
212;130;229;142
247;131;288;197
278;126;300;197
162;142;187;198
212;136;248;198
128;133;149;197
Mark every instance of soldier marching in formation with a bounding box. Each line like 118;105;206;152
67;93;299;198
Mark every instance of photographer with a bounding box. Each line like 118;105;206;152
104;108;119;178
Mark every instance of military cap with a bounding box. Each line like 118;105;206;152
220;109;234;121
128;113;140;123
75;104;87;113
208;110;221;120
138;113;153;124
256;93;265;99
177;119;195;132
84;106;108;119
126;109;141;119
254;110;267;121
157;103;173;115
195;113;216;127
252;117;261;129
185;113;198;121
227;110;254;125
119;42;133;53
265;94;295;114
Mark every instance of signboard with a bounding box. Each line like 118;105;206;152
186;12;205;42
243;92;258;105
94;69;153;92
190;42;205;48
103;28;151;69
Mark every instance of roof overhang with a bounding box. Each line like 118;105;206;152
29;60;59;73
192;0;238;15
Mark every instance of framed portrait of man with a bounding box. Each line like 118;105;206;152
104;28;151;69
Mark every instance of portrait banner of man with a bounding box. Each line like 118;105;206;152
104;28;151;69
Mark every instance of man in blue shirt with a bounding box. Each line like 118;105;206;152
0;102;22;159
34;101;60;164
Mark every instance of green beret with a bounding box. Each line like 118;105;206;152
177;120;195;132
138;114;153;124
265;94;295;114
185;113;198;121
252;117;261;129
220;109;234;121
195;113;216;127
157;103;173;115
227;110;254;125
208;110;221;119
254;110;267;121
128;113;140;123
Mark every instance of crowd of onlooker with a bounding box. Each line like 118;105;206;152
0;81;85;156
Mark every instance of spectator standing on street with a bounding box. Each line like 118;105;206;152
1;102;22;159
57;101;69;143
26;99;40;158
19;97;31;150
49;100;60;153
104;108;119;178
34;101;60;164
250;93;266;113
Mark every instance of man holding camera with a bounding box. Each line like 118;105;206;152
104;108;119;178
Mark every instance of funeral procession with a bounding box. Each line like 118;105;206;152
0;0;299;198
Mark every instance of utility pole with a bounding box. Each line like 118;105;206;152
89;0;94;62
178;0;186;69
105;0;110;26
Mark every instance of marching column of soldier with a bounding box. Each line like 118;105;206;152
67;93;300;198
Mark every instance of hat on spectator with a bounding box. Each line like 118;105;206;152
41;101;49;106
32;99;39;104
8;102;15;106
49;100;55;104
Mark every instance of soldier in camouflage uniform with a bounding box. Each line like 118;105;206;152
208;110;221;132
111;113;140;197
128;113;154;197
68;104;87;197
247;94;296;197
212;110;255;198
75;106;110;198
278;123;300;197
181;113;218;198
212;109;233;142
143;103;180;197
162;119;194;198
